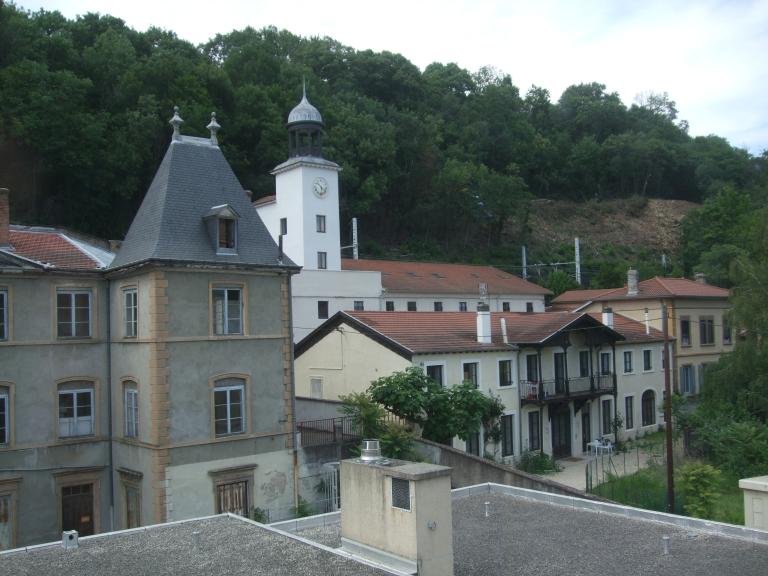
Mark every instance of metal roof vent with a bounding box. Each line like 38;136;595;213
62;530;79;550
360;439;383;462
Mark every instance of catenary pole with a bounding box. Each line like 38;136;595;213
662;302;675;513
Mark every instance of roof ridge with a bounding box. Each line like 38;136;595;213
652;276;675;295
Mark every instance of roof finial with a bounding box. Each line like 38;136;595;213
169;106;184;141
302;76;307;100
206;112;221;146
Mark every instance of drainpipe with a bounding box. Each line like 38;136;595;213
287;273;299;509
106;278;115;531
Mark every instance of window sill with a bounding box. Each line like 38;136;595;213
700;343;715;347
214;432;247;440
211;333;247;338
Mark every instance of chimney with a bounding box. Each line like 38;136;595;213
602;307;614;328
476;303;491;344
644;308;650;335
627;268;639;296
62;530;79;550
341;445;454;576
0;188;9;247
500;317;509;345
694;272;707;284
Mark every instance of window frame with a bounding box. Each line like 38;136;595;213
599;352;611;375
55;471;100;536
498;359;513;388
461;360;480;388
601;398;613;437
0;384;10;447
217;217;237;253
680;364;696;395
55;287;93;339
57;382;96;439
459;301;468;312
722;315;732;345
118;469;143;530
526;302;534;313
623;350;633;374
424;362;445;387
317;251;327;270
643;349;653;372
0;478;20;551
385;301;395;312
528;411;541;451
0;287;8;341
310;376;323;399
317;300;329;319
316;214;326;233
699;315;715;346
123;381;138;439
407;301;417;312
624;395;634;430
211;285;245;336
680;316;691;347
353;300;364;312
501;412;515;457
210;465;256;517
579;350;590;378
122;286;138;339
641;389;656;427
525;354;539;382
280;217;287;236
433;301;443;312
502;302;510;312
211;376;249;438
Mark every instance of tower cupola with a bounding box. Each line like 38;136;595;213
287;84;324;158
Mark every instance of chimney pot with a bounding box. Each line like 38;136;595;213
627;268;639;296
694;272;707;284
62;530;79;550
602;307;614;329
0;188;10;247
360;439;382;462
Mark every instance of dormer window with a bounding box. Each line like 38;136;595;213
205;204;240;255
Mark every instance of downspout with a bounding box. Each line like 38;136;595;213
106;278;115;531
537;346;543;454
611;341;618;439
516;348;523;458
287;272;299;509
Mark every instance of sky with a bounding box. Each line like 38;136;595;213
16;0;768;154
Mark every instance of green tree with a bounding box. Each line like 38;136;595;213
541;269;579;297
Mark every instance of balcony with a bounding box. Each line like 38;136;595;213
520;373;615;404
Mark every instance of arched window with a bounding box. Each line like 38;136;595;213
641;390;656;427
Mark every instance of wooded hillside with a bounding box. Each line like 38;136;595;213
0;4;765;279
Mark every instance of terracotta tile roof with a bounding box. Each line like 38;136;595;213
4;227;113;270
341;259;551;296
587;312;668;343
252;194;276;207
554;277;729;304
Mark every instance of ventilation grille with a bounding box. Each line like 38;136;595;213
391;478;411;511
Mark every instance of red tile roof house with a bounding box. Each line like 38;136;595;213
294;305;670;462
552;268;732;395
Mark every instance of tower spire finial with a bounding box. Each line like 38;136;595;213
169;106;184;141
206;112;221;146
302;76;307;100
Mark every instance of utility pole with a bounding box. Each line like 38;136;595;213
522;245;528;280
574;237;581;286
662;302;675;513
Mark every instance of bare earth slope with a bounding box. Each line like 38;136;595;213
525;198;699;254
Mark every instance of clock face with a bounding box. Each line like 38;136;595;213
313;177;328;198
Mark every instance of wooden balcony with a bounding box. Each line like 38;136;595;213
520;374;615;405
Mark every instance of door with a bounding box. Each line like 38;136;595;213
61;484;94;536
551;404;572;459
581;408;591;453
554;352;566;394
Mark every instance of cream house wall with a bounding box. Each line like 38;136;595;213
383;294;545;313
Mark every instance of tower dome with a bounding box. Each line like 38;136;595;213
287;85;324;158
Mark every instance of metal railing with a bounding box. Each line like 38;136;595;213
298;416;362;447
520;373;615;402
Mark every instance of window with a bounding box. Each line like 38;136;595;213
579;351;590;377
385;301;395;311
216;480;249;516
466;431;481;456
317;251;327;269
501;414;515;457
310;377;323;399
56;288;92;338
526;354;539;382
280;217;287;235
642;390;656;426
212;287;242;335
643;349;653;371
462;362;479;388
58;385;94;437
502;302;510;312
433;301;443;312
699;316;714;345
316;215;326;233
459;301;468;312
124;483;141;528
61;483;95;536
0;289;7;341
407;301;417;312
526;302;534;313
425;364;444;387
391;478;411;511
317;300;329;319
625;396;634;430
214;379;245;436
601;399;612;436
123;287;137;338
723;316;732;345
498;360;513;387
680;365;696;395
600;352;611;375
623;351;633;374
680;316;691;347
528;411;541;451
0;483;18;550
0;387;8;445
218;218;236;250
354;300;364;311
124;382;138;438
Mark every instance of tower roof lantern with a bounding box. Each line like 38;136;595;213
287;83;323;126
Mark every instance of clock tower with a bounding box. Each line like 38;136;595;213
256;86;342;271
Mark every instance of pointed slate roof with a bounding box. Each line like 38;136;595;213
110;135;296;271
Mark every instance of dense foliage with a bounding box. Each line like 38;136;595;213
1;3;764;268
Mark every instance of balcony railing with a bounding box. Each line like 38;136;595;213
520;373;615;403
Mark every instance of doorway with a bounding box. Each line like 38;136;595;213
551;404;572;458
61;483;94;536
581;408;591;453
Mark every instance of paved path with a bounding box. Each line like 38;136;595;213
549;447;660;491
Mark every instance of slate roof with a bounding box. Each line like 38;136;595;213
109;135;296;272
0;514;398;576
341;259;551;296
295;310;645;358
554;277;730;304
0;226;113;270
